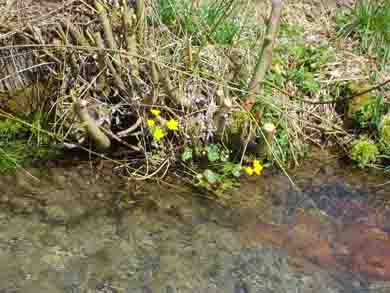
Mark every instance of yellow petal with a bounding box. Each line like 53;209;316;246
253;159;261;169
147;119;155;128
253;165;263;175
167;118;179;131
245;167;254;176
150;109;161;117
252;160;263;175
152;127;165;141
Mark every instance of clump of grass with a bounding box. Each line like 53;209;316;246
0;114;60;172
336;0;390;65
0;118;26;141
0;142;26;172
155;0;242;45
0;141;59;173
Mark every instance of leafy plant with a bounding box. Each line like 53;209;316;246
180;143;264;196
343;81;386;129
349;95;384;128
289;67;321;95
289;43;334;95
351;137;379;167
271;35;335;97
181;146;193;162
279;22;304;39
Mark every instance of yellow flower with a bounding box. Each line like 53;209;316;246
152;127;165;142
245;167;254;176
253;159;263;175
166;118;179;131
253;159;261;169
147;119;155;128
150;108;161;117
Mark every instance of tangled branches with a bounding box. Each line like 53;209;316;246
0;0;285;187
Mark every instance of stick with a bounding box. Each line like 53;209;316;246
73;99;111;150
245;0;283;111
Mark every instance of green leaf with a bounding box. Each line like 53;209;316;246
203;169;219;184
181;147;193;162
207;144;220;162
232;164;242;178
222;162;242;178
221;149;231;162
223;161;234;173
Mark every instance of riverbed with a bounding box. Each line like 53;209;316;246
0;149;389;292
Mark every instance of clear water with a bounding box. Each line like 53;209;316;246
0;150;389;292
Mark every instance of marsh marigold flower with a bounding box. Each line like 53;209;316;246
167;118;179;131
253;160;263;175
147;119;155;128
245;166;254;176
150;109;161;117
152;127;165;141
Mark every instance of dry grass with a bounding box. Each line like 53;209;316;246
0;0;388;189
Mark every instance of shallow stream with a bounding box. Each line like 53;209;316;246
0;149;389;292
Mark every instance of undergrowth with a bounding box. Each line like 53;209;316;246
0;115;60;172
155;0;245;45
1;0;389;201
336;0;390;66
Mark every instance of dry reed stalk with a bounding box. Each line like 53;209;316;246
64;20;91;51
156;64;191;108
92;32;107;93
135;0;145;45
95;0;117;51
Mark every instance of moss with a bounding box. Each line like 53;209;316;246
347;94;371;119
0;80;51;115
351;138;379;168
346;82;372;125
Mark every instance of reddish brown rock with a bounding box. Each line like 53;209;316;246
240;210;390;281
336;224;390;280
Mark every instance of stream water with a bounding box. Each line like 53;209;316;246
0;149;389;293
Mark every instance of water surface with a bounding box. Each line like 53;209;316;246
0;150;389;292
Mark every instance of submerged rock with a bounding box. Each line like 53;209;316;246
240;209;390;281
